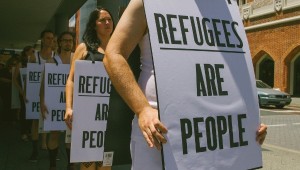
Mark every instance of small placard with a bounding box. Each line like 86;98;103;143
103;152;114;167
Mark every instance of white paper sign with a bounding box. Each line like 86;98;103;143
26;63;43;119
71;60;110;163
143;0;262;169
43;63;70;131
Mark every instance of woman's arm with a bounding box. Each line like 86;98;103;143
103;0;167;149
64;43;87;129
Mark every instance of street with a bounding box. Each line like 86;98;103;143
260;105;300;170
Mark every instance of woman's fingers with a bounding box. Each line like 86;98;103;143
64;112;73;130
256;124;267;145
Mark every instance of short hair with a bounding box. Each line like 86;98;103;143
40;30;54;38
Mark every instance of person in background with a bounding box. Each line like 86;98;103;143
0;57;19;126
40;31;75;170
103;0;268;169
29;30;55;162
12;46;35;141
64;7;113;170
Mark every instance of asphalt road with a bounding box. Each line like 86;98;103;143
260;105;300;170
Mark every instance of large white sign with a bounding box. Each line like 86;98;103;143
71;60;110;163
43;63;70;131
26;63;43;119
143;0;262;169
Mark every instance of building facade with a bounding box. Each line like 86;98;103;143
239;0;300;96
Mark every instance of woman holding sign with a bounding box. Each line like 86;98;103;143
103;0;268;169
64;7;113;170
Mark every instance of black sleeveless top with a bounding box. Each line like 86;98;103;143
85;50;104;62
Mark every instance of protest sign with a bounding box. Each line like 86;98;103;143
143;0;262;169
71;60;110;162
26;63;43;119
43;63;70;131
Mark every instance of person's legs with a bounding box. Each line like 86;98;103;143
30;120;39;162
20;100;29;141
96;162;111;170
41;133;48;150
65;143;76;170
80;162;96;170
48;131;60;169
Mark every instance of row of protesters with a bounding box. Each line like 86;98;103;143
37;7;115;170
17;30;74;170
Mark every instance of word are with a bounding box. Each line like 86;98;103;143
95;103;109;121
196;63;228;96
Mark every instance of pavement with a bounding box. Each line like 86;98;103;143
289;97;300;108
260;97;300;170
0;123;73;170
0;123;130;170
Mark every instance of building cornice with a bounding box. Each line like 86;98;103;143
245;15;300;31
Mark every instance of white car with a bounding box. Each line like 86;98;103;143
256;80;292;108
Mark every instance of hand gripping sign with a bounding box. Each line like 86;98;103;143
143;0;262;169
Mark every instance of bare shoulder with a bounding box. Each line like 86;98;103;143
73;43;87;61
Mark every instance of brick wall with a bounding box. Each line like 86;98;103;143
244;6;300;93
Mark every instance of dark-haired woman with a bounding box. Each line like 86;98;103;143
64;8;113;170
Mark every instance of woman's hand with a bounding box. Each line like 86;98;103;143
40;103;48;120
21;91;28;103
256;123;267;145
138;107;168;150
64;108;73;130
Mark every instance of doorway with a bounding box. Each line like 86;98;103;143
259;58;274;87
294;57;300;96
